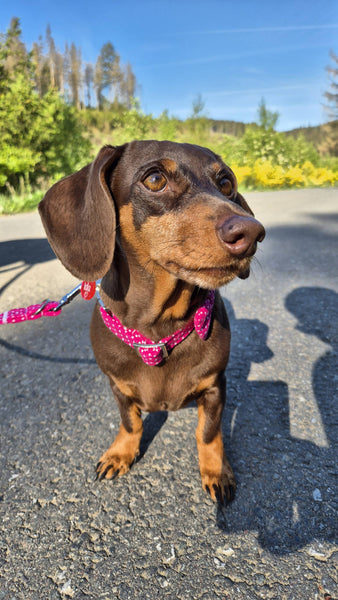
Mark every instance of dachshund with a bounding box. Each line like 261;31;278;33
39;141;265;503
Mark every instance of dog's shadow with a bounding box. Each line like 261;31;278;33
217;292;337;555
138;411;169;459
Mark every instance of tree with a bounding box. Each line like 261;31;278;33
46;24;56;88
323;50;338;120
55;50;65;95
0;19;91;190
94;42;122;108
1;17;30;80
191;93;206;119
186;94;208;140
320;51;338;156
32;38;44;96
68;43;82;108
0;71;91;189
84;63;94;107
257;97;279;131
120;62;136;108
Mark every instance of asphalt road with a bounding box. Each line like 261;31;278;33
0;189;337;600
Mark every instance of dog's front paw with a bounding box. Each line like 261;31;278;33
96;447;138;481
200;462;236;504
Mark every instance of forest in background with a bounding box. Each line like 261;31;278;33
0;18;337;213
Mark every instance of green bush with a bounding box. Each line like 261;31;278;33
0;73;91;192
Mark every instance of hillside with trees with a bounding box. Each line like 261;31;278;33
0;17;337;213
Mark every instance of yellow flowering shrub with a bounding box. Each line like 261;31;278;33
285;165;305;187
252;159;285;188
230;159;338;190
230;164;252;185
306;167;338;187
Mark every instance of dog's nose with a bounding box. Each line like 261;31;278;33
217;215;265;257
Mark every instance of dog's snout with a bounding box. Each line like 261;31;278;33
217;215;265;256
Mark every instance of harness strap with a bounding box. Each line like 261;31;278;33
98;289;215;366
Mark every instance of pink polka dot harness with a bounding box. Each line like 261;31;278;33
97;288;215;367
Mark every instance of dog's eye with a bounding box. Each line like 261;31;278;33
143;171;167;192
219;176;233;197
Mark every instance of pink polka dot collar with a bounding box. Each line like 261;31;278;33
97;288;215;367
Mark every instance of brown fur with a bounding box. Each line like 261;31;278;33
39;140;265;503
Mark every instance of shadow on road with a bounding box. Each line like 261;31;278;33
0;218;337;557
0;238;55;297
0;238;55;270
0;238;96;364
216;288;337;554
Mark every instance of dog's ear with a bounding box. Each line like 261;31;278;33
39;145;125;281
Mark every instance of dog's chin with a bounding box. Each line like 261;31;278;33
237;266;250;279
161;258;251;289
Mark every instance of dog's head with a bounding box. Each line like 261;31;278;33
39;141;264;288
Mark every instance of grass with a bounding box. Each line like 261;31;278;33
0;189;44;214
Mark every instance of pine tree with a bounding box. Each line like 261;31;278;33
32;38;44;96
323;50;338;120
84;63;94;107
68;43;82;108
46;24;56;88
94;42;122;108
320;51;338;156
120;62;136;108
2;17;29;79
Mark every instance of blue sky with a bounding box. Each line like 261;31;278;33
1;0;337;130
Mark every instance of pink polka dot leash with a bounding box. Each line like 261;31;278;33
0;280;215;367
0;281;96;325
97;287;215;367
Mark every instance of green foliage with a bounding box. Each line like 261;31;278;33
107;100;154;145
0;72;91;190
0;18;337;214
0;16;92;203
235;126;319;169
156;110;179;141
0;178;44;214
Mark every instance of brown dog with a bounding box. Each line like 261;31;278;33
39;141;265;503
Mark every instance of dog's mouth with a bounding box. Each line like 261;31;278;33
162;257;251;287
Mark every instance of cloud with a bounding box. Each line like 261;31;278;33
204;84;317;98
176;24;338;36
136;41;333;71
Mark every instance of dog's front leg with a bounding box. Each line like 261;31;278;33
196;376;236;503
96;382;143;481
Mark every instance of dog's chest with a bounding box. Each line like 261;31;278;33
111;356;213;412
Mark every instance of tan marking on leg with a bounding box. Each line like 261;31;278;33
96;404;143;480
112;377;138;399
194;374;218;395
196;404;236;502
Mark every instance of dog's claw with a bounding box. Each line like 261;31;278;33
202;472;236;504
95;449;137;481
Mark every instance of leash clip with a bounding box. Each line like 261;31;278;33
50;282;83;312
33;299;52;316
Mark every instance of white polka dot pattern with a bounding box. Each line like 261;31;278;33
99;290;215;366
0;302;61;324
